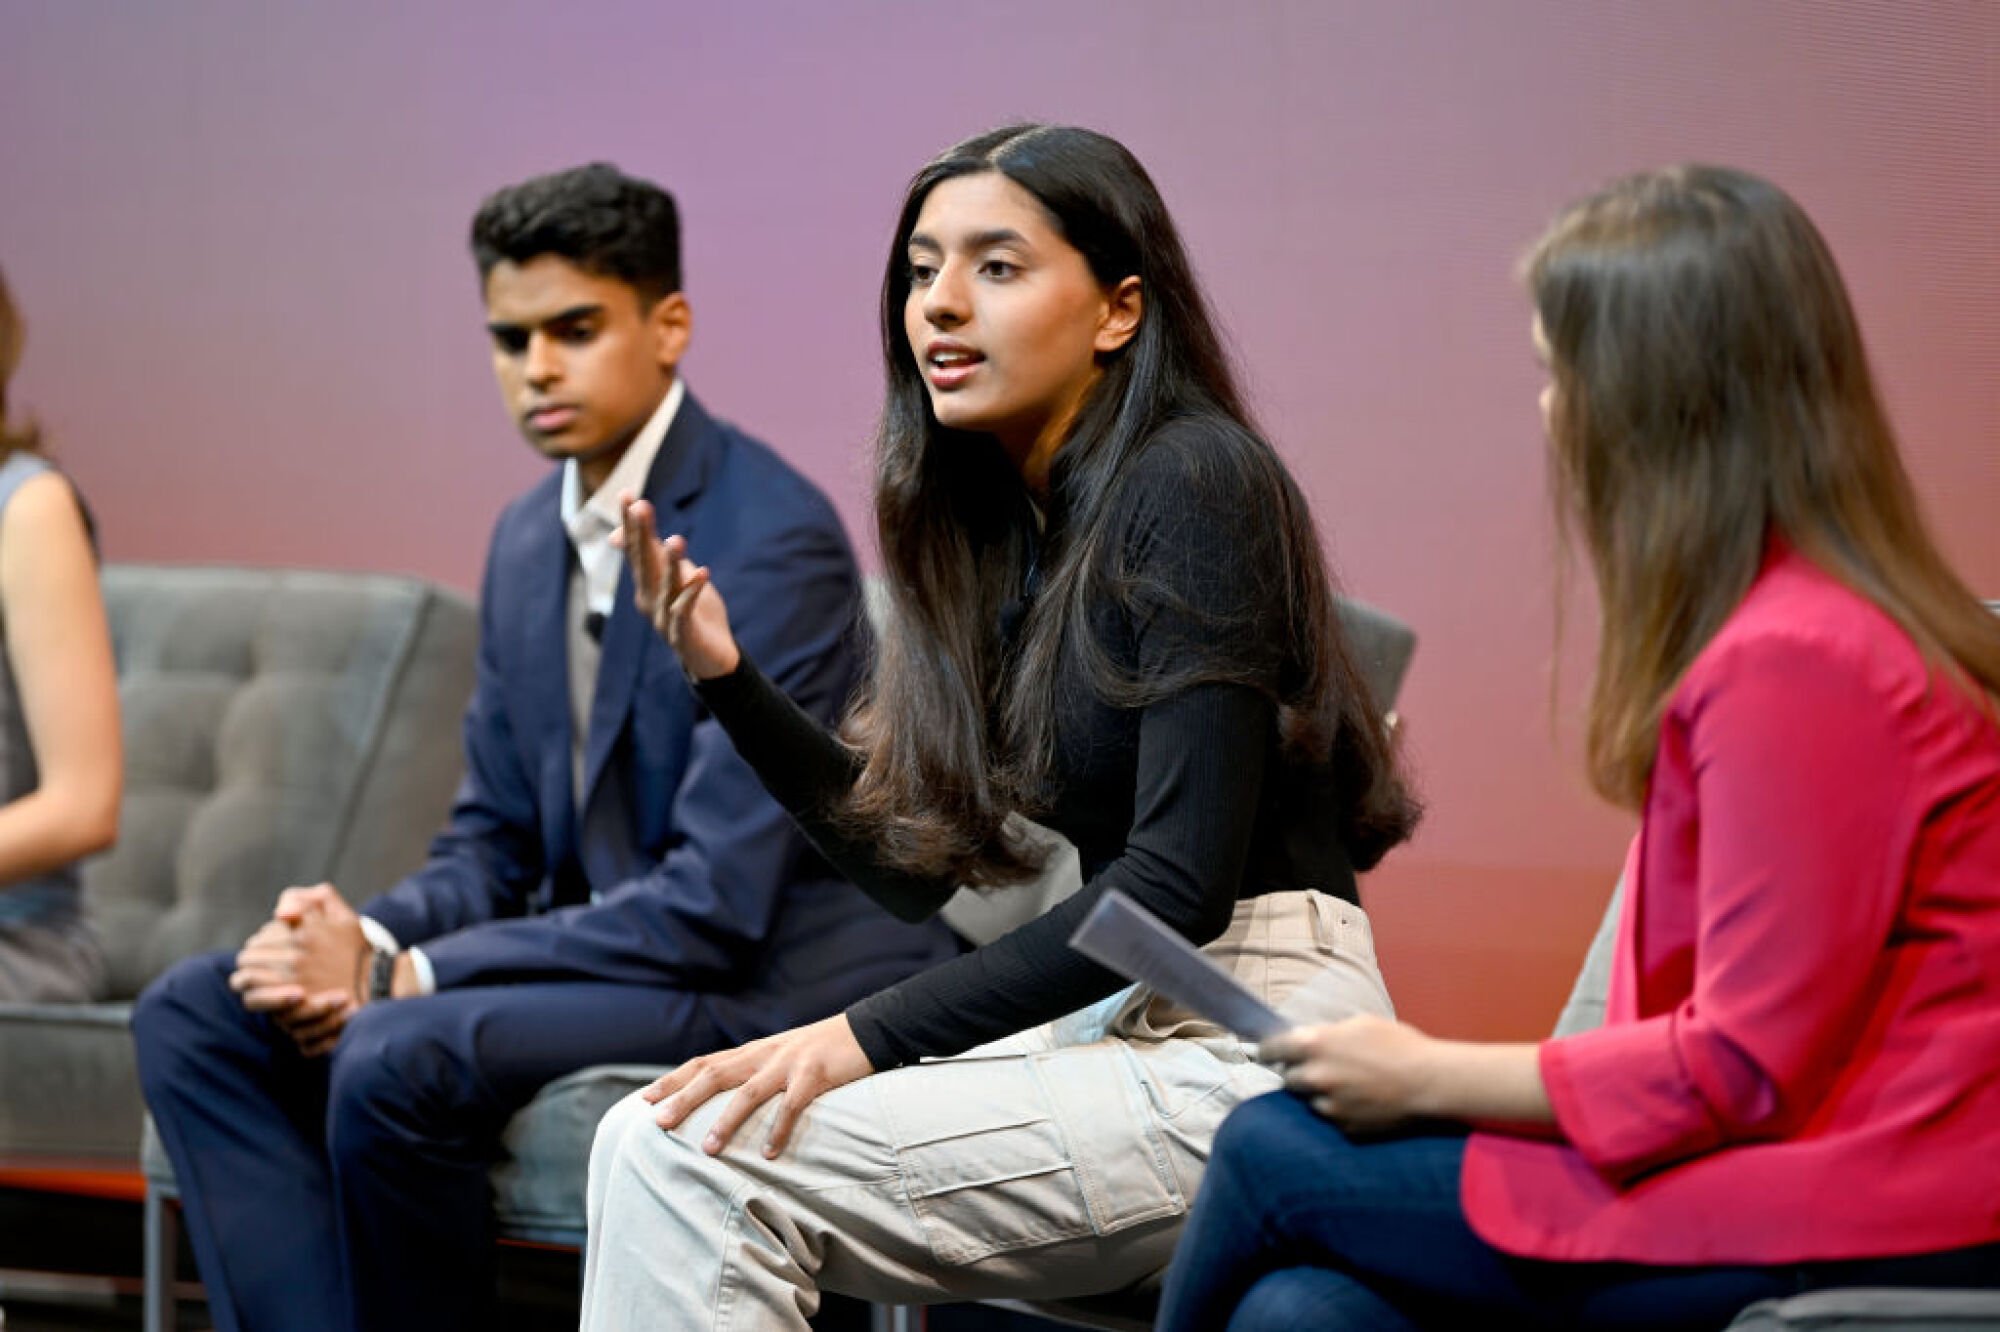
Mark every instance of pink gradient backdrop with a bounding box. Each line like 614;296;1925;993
4;1;1995;1035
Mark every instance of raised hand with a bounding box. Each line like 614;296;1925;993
643;1013;874;1159
615;493;740;681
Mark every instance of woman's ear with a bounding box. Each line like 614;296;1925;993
1095;276;1143;354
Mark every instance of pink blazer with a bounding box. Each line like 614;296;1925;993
1463;549;2000;1264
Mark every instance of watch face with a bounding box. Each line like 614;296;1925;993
370;948;397;1001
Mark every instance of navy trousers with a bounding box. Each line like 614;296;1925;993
1157;1091;2000;1332
132;950;739;1332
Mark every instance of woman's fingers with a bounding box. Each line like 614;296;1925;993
624;522;697;634
1257;1023;1324;1066
619;494;654;560
762;1075;821;1159
664;566;710;634
641;1019;864;1156
651;1057;752;1129
648;1054;804;1154
617;493;733;671
639;1067;686;1104
659;539;693;616
620;499;670;609
611;491;639;553
700;1073;786;1156
647;1063;714;1120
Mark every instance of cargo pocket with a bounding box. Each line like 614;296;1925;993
878;1043;1184;1267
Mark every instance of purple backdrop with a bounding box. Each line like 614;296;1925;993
4;0;1995;1034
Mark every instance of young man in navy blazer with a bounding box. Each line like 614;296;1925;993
132;164;956;1332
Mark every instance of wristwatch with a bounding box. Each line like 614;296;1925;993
365;945;398;1002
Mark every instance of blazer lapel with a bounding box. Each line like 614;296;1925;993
518;489;580;869
577;392;715;814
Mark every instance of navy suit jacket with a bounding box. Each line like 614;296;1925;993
362;392;955;1030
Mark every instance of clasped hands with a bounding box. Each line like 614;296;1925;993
229;882;396;1057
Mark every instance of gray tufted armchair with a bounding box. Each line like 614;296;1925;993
0;565;474;1184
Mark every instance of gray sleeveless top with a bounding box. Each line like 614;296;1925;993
0;450;87;928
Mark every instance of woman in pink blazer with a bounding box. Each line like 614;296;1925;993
1157;165;2000;1329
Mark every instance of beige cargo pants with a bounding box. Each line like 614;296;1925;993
581;890;1392;1331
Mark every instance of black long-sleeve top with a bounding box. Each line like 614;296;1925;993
696;421;1360;1069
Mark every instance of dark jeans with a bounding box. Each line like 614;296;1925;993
1158;1091;2000;1331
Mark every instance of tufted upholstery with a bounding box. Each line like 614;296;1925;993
0;565;476;1163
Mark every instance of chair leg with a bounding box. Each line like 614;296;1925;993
143;1187;179;1332
870;1304;927;1332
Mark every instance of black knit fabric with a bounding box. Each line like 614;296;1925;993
695;421;1361;1068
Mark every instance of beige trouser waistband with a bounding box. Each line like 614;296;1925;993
1054;888;1393;1049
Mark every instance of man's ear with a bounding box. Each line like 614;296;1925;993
1095;276;1143;355
649;291;693;371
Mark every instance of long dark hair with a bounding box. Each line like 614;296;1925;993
1530;164;2000;808
841;124;1417;885
0;266;40;462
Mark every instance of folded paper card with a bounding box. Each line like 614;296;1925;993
1067;889;1287;1041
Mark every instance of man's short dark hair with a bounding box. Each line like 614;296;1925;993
470;163;682;302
